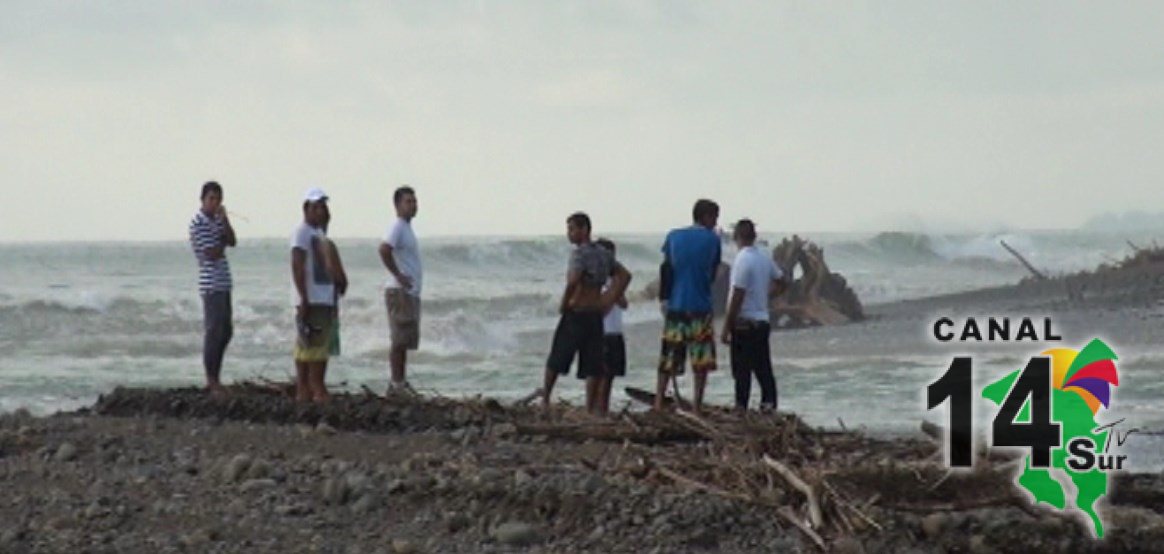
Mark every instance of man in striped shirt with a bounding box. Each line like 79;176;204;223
189;181;237;395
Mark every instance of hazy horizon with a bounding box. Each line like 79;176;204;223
4;2;1163;242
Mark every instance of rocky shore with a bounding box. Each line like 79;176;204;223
1;386;1162;553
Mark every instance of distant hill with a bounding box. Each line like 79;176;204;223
1081;211;1164;232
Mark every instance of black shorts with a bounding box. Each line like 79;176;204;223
603;334;626;378
547;310;605;379
729;320;772;379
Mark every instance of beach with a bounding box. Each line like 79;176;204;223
2;231;1163;552
1;385;1163;553
7;2;1164;551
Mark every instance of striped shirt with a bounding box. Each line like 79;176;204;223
189;210;232;294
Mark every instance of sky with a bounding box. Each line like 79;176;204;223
2;1;1163;242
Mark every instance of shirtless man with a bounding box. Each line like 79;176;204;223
541;212;632;411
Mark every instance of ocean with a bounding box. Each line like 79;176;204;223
3;229;1163;457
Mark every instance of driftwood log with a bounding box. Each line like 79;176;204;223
770;235;864;328
637;234;865;328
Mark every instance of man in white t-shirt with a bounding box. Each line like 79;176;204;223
721;219;786;412
291;187;337;403
378;186;422;394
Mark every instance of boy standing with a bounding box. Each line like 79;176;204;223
595;238;627;416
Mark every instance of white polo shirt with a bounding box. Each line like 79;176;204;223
729;245;784;322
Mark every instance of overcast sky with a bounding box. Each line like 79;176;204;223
3;1;1163;242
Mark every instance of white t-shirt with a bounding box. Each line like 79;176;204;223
382;217;422;297
729;245;784;322
602;280;624;335
290;223;336;306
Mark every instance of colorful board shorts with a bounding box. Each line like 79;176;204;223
386;288;421;350
658;311;717;375
294;305;335;363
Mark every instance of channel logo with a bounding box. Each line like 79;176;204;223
928;336;1125;538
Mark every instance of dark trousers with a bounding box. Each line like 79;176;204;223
202;291;233;382
730;320;776;409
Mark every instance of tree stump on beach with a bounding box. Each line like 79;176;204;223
771;235;864;328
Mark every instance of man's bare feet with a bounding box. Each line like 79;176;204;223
206;382;227;397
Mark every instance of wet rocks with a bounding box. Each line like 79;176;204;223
315;422;337;436
921;512;947;539
391;538;418;553
321;477;350;505
54;442;78;462
491;521;540;546
247;457;273;480
969;534;994;554
350;491;379;514
445;512;472;533
223;453;252;483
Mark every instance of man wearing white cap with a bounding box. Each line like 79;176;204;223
291;187;336;403
379;185;422;394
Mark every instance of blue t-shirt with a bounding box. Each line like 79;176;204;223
661;226;721;313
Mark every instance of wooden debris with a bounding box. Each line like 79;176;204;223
655;466;755;503
763;454;823;530
771;234;865;327
1000;240;1047;281
777;506;826;551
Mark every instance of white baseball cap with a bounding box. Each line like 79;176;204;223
304;187;329;203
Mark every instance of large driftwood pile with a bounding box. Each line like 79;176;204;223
638;235;865;327
770;235;865;328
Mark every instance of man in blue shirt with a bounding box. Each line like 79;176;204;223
656;199;721;412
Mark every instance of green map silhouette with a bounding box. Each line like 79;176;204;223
982;370;1109;538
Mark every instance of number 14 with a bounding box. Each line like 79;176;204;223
927;357;1061;468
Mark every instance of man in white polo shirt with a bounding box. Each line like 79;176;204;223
721;219;786;412
379;186;422;394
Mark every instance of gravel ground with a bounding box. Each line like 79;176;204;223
1;391;1163;553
